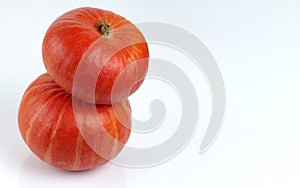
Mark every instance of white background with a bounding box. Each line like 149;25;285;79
1;0;300;187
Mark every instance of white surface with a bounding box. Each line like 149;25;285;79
1;0;300;187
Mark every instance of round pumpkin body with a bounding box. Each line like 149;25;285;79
18;74;131;171
42;7;149;104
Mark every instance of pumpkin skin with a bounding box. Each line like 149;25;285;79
18;74;131;171
42;7;149;104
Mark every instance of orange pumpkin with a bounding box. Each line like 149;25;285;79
18;74;131;171
42;7;149;104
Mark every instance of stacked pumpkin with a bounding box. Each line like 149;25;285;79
18;7;149;171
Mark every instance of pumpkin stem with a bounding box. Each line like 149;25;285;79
97;20;112;36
